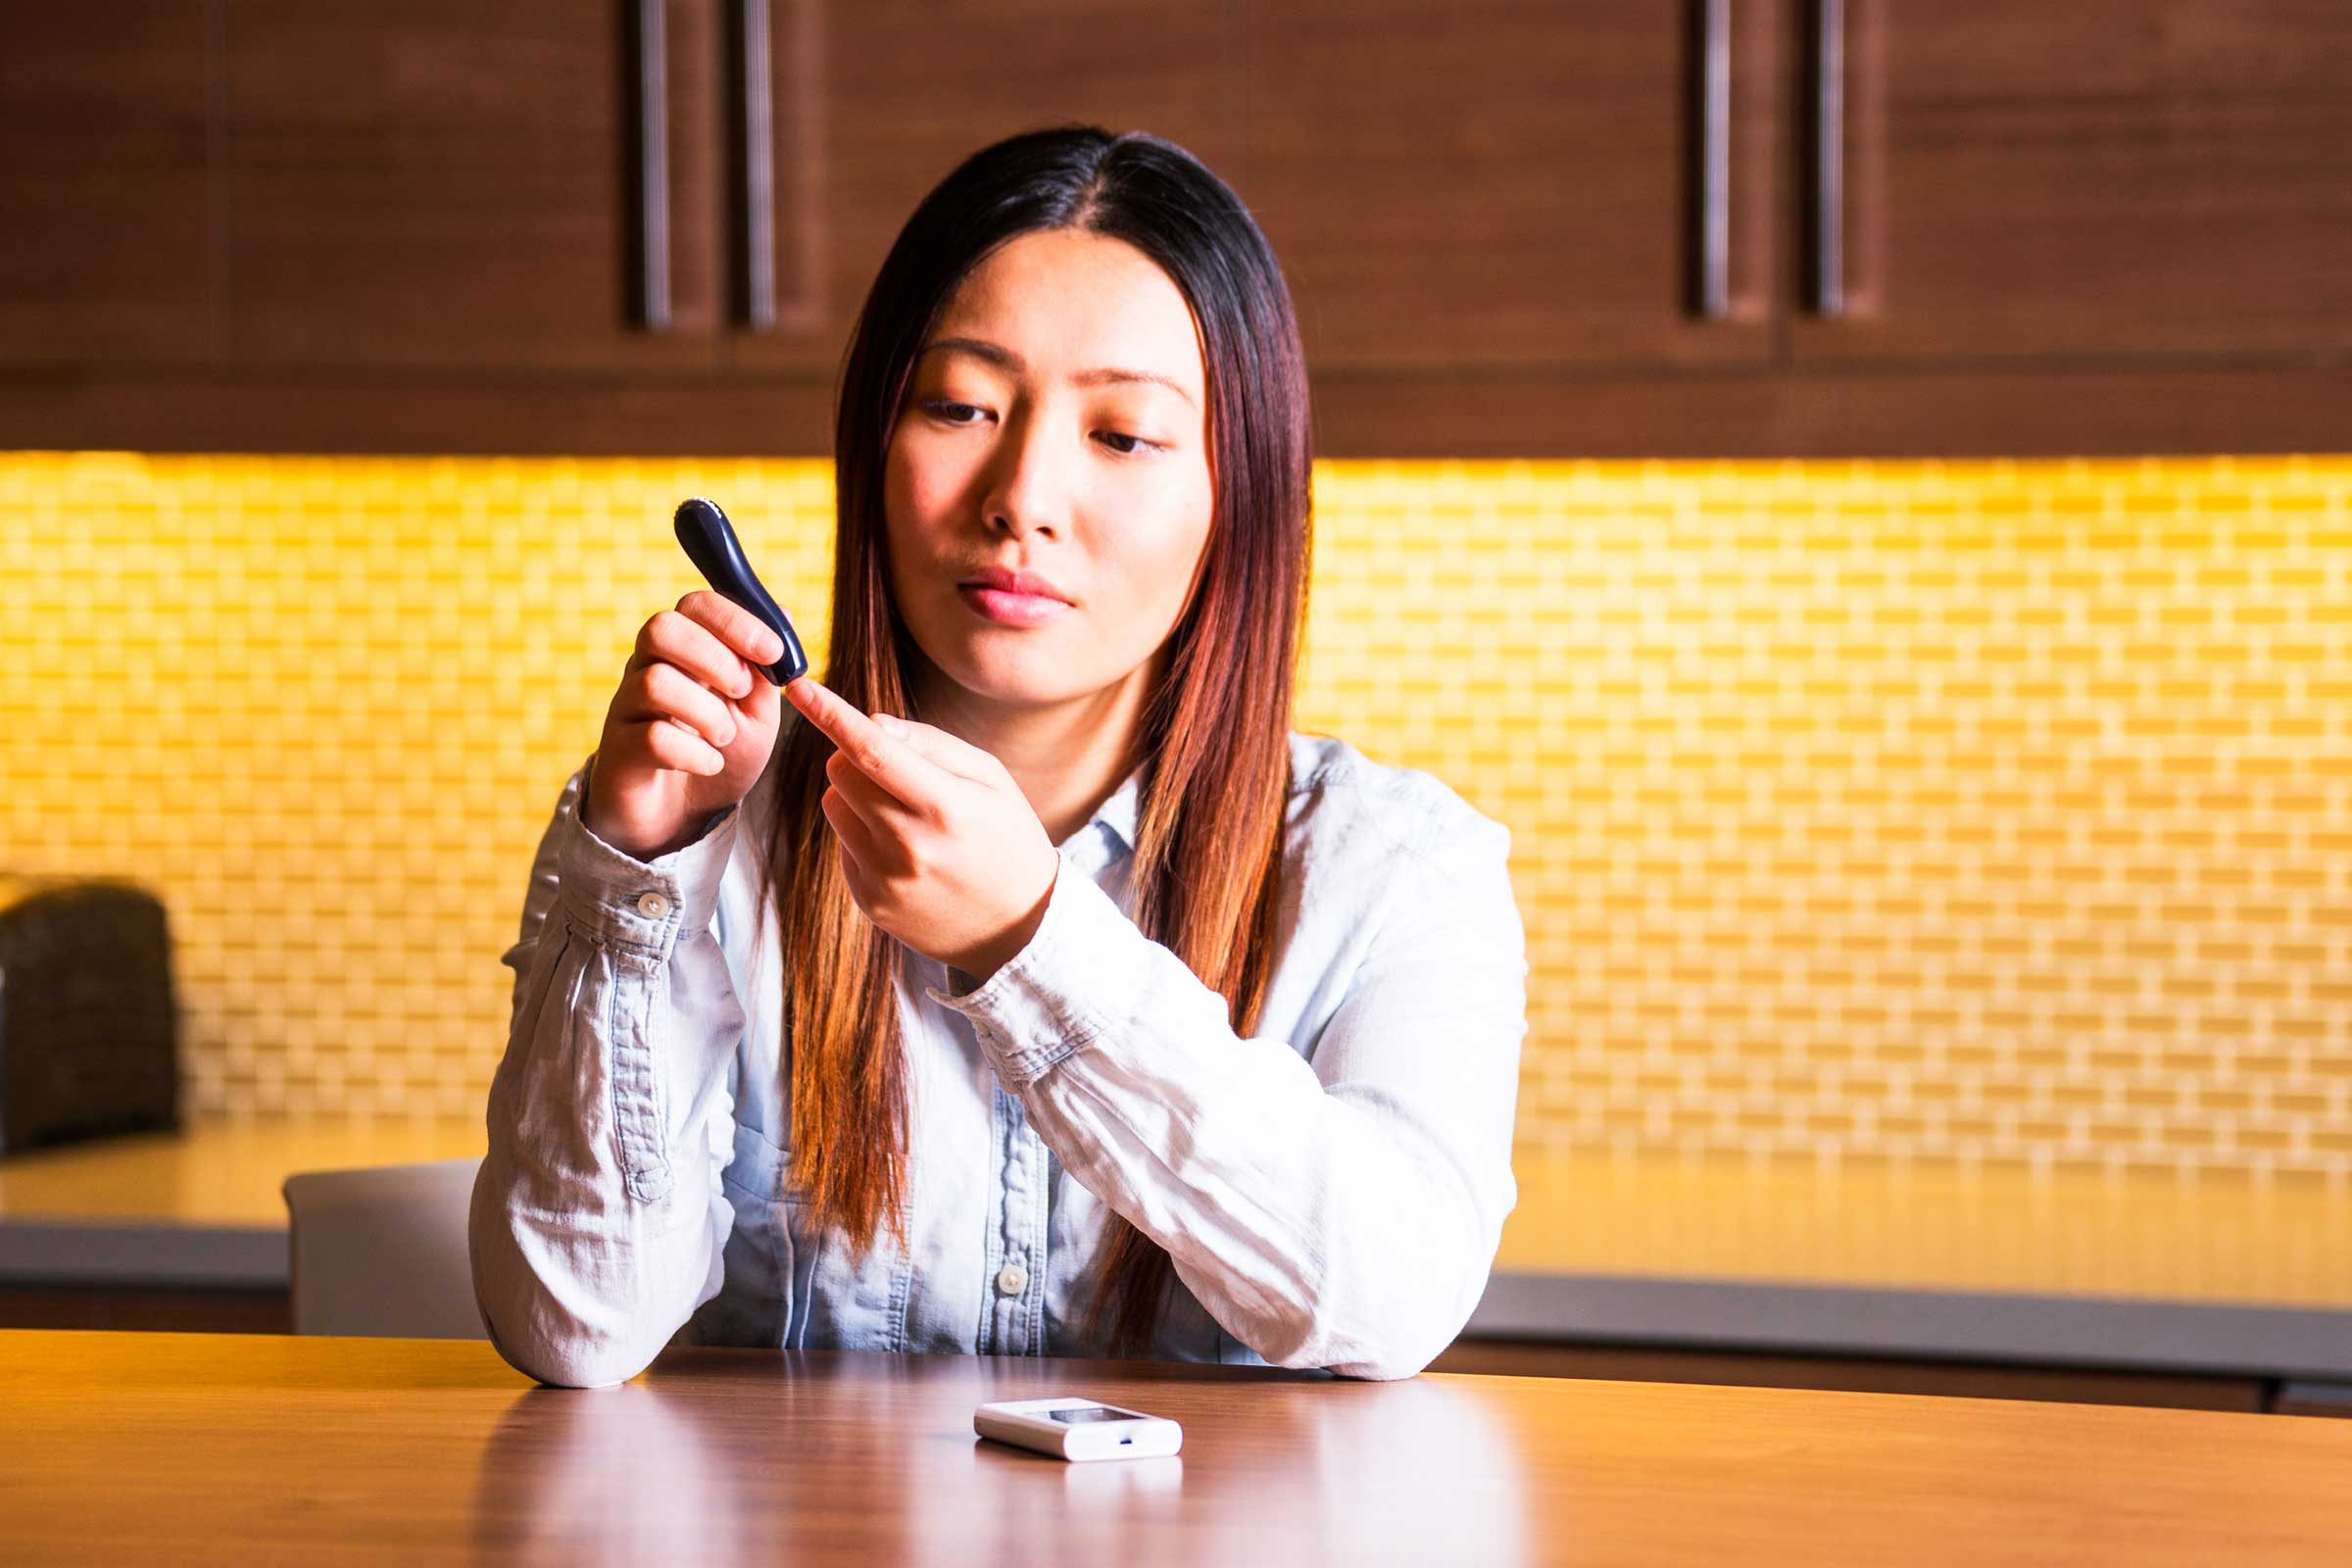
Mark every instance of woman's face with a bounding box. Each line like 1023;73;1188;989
883;227;1215;720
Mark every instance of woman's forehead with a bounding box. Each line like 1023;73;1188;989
927;229;1205;403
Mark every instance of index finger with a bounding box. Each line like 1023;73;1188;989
679;590;786;672
787;676;932;808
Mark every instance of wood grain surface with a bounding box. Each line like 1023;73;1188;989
3;1328;2350;1564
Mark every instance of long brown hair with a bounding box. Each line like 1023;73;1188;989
746;125;1313;1357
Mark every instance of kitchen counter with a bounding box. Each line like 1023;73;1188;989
1480;1150;2352;1381
4;1120;2348;1380
0;1117;483;1288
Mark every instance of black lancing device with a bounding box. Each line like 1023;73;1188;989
673;497;809;686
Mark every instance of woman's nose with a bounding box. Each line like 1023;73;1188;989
981;411;1074;539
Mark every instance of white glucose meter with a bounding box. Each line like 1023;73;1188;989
972;1396;1185;1462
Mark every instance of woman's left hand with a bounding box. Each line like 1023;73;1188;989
785;676;1059;985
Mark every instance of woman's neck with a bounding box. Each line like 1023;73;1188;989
913;658;1159;847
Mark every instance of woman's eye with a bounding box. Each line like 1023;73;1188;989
1097;430;1161;456
924;400;987;425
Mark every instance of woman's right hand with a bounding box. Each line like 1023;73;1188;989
582;591;791;861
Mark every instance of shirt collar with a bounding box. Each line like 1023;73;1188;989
1061;758;1143;857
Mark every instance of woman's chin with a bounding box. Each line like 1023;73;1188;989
944;657;1106;712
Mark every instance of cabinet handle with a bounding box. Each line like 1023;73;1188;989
1809;0;1846;318
740;0;776;330
635;0;672;331
1693;0;1733;319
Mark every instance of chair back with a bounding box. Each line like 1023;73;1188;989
281;1157;486;1338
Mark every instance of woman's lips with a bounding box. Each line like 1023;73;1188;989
958;583;1073;627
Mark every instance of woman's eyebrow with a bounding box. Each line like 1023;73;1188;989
1071;366;1198;409
918;336;1197;409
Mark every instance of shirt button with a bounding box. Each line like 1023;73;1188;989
636;891;670;919
995;1262;1028;1297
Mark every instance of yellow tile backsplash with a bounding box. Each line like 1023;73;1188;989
1;452;2346;1183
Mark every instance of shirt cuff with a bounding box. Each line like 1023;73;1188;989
555;756;741;954
921;848;1143;1090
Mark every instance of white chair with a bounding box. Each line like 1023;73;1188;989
281;1157;487;1339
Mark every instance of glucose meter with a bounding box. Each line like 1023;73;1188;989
973;1396;1185;1462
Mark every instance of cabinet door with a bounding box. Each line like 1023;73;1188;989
1792;0;2352;363
721;0;1243;374
224;0;719;370
1240;0;1787;373
0;2;214;367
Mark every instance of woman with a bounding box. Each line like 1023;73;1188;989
469;125;1529;1388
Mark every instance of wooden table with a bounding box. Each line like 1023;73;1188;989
4;1329;2350;1565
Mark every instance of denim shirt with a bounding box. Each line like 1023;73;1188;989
468;720;1528;1389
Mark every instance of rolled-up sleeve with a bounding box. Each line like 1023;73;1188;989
467;756;749;1388
926;795;1528;1381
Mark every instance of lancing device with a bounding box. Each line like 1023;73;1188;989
673;497;809;686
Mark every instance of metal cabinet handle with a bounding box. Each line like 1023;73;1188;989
635;0;672;330
740;0;776;330
1810;0;1846;318
1693;0;1733;319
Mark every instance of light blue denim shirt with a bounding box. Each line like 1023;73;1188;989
469;719;1528;1388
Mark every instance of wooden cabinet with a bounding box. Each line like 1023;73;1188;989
721;0;1243;375
223;0;719;371
0;1284;290;1336
1428;1339;2276;1414
1274;0;2349;454
1;1;2348;456
1245;0;1785;373
220;0;1239;377
1790;0;2352;364
0;2;215;368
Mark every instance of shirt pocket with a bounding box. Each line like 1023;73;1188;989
705;1117;799;1348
